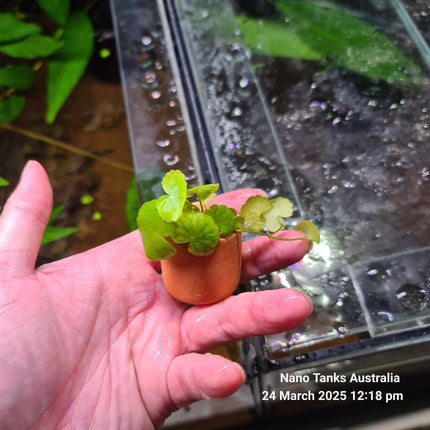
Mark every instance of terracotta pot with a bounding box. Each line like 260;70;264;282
161;233;242;305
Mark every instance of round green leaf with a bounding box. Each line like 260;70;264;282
263;197;294;232
171;212;220;256
205;204;237;236
295;221;320;244
137;200;176;260
240;195;272;230
156;170;187;222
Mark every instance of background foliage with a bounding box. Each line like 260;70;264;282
0;0;94;124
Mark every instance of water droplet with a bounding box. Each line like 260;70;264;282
419;167;429;180
310;100;327;110
156;139;170;148
239;77;249;88
237;78;251;97
332;321;347;335
343;181;356;189
141;35;154;52
163;154;179;166
366;263;392;282
293;354;310;363
270;340;287;350
141;71;159;89
151;90;161;100
377;311;394;322
231;106;242;117
288;333;305;346
141;35;152;46
395;283;427;313
143;71;156;83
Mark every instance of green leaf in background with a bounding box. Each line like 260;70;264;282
0;13;40;43
0;95;25;124
41;205;78;246
236;16;321;61
41;226;78;246
273;1;422;85
126;177;140;231
0;176;10;187
0;65;35;90
126;168;164;232
80;194;94;204
46;12;94;123
0;34;63;59
37;0;70;26
48;205;65;223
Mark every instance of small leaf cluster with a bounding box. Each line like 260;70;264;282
136;170;320;261
0;1;93;124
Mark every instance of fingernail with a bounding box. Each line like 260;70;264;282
283;292;313;312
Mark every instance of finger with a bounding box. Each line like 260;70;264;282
0;161;53;275
167;352;245;409
241;230;310;282
181;289;312;352
208;188;265;213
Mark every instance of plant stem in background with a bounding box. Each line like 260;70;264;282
1;123;134;173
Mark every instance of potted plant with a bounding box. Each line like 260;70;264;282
136;170;319;305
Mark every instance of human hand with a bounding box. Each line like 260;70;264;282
0;161;312;430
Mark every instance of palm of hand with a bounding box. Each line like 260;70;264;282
0;162;312;430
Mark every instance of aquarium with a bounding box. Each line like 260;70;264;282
111;0;430;426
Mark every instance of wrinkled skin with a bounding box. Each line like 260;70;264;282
0;161;312;429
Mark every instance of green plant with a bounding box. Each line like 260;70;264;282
41;205;78;246
125;167;165;231
0;0;93;124
136;170;320;261
236;0;423;86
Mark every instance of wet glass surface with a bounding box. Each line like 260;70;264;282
174;0;430;361
112;0;430;369
110;0;201;187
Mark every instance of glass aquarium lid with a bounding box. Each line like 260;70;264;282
112;0;430;372
170;0;430;367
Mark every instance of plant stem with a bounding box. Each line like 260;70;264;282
236;228;311;242
1;123;135;173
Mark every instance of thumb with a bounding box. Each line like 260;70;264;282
167;352;246;409
0;160;53;276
